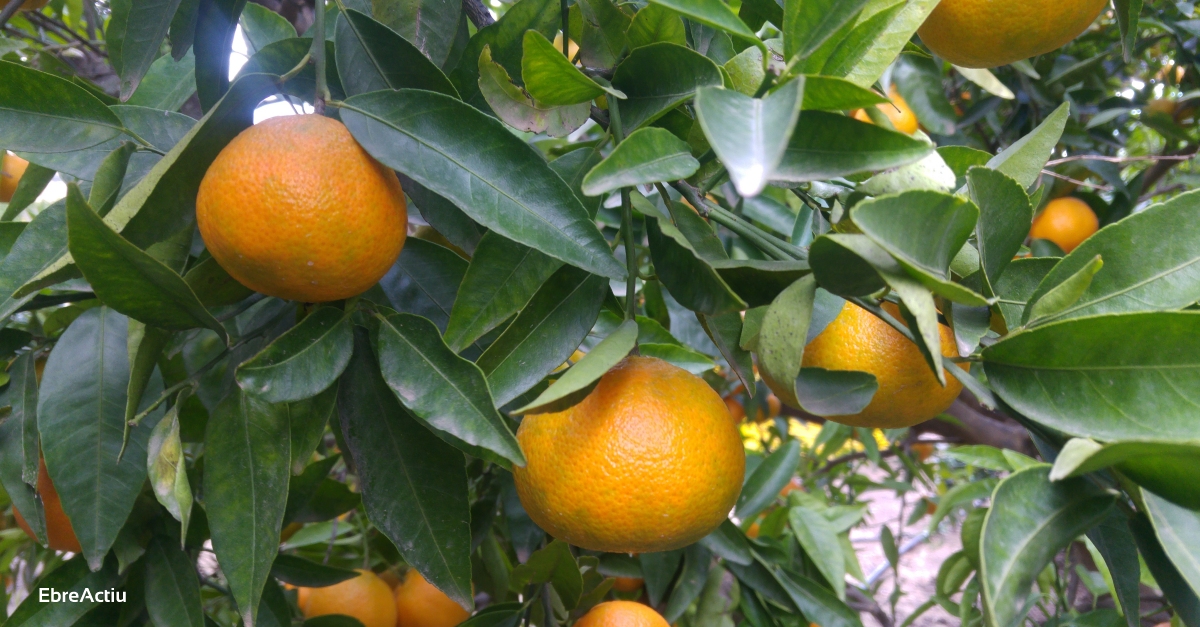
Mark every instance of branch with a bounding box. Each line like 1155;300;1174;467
461;0;494;29
1041;169;1113;192
0;0;23;31
1044;154;1195;166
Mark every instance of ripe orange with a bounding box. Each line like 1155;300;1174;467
1;152;30;203
1029;197;1099;253
725;396;746;422
514;356;745;553
918;0;1108;68
852;87;919;134
297;569;397;627
612;577;645;593
393;570;470;627
576;601;669;627
1145;99;1178;118
911;442;936;462
769;303;963;429
196;115;407;302
12;458;82;553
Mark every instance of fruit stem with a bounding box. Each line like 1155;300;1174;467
311;0;330;113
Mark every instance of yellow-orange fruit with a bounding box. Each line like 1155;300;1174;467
297;570;397;627
765;303;963;429
12;458;82;553
196;115;407;302
1029;197;1099;253
851;88;919;135
918;0;1108;68
576;601;669;627
612;577;645;593
393;570;470;627
911;442;936;462
1;152;30;203
514;356;745;553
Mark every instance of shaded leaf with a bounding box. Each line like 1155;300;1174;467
144;537;206;627
515;320;638;414
335;9;459;98
793;367;877;417
610;43;723;131
772;111;931;183
0;61;125;153
737;439;800;521
270;554;359;588
236;307;353;403
582;127;699;196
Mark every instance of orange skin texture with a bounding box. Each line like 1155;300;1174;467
297;569;397;627
13;458;82;553
1;153;30;203
612;577;645;593
514;356;745;553
196;115;407;302
918;0;1108;68
1030;197;1099;253
394;570;470;627
576;601;670;627
795;303;964;429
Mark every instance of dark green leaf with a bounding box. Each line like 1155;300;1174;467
288;386;337;475
992;257;1056;331
240;3;296;52
236;307;353;403
793;367;878;417
0;61;125;153
783;0;868;62
582;127;699;196
638;342;715;373
0;361;46;544
270;554;359;588
3;558;121;627
1052;439;1200;511
109;0;186;98
926;477;997;532
736;439;799;520
184;256;255;307
1024;255;1103;326
610;43;722;131
194;0;249;110
775;567;863;627
832;0;938;87
304;617;368;627
335;9;459;98
515;320;637;415
146;400;193;537
577;0;631;68
1086;510;1142;627
1131;513;1200;627
371;0;461;67
712;259;811;308
86;142;137;217
664;544;712;622
772;111;931;184
402;174;485;255
698;311;755;397
144;537;205;627
5;352;39;485
648;0;757;42
477;265;608;406
445;231;561;353
981;466;1115;627
238;38;345;105
699;519;753;566
204;389;291;627
1;161;54;221
646;216;747;316
788;505;844;598
341;89;625;280
892;53;957;135
378;237;468;333
640;551;684;606
801;75;889;111
338;329;473;611
1144;492;1200;602
986;102;1069;190
509;540;584;609
969;167;1032;295
374;311;525;467
755;275;815;408
522;31;612;106
1114;0;1143;62
695;78;803;196
447;0;559;109
627;3;687;49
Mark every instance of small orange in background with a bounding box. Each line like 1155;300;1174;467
576;601;670;627
778;476;803;498
746;522;761;539
394;569;470;627
12;458;82;554
296;569;397;627
612;577;645;593
1;152;30;203
725;396;746;422
196;115;407;303
851;88;919;134
911;442;936;462
1029;197;1099;253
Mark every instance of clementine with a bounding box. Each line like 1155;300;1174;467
12;458;82;553
394;570;470;627
1029;197;1099;253
918;0;1108;68
576;601;669;627
297;569;397;627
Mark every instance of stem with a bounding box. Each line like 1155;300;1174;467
280;51;312;82
560;0;569;57
0;0;24;31
121;128;165;155
608;98;638;323
670;181;804;261
311;0;329;112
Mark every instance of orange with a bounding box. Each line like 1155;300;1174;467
778;476;803;498
514;356;745;553
725;396;746;422
393;570;470;627
911;442;936;462
770;303;963;429
1029;197;1099;253
297;569;397;627
612;577;645;593
746;522;761;539
852;88;918;134
1;152;30;203
1145;99;1177;118
553;33;580;61
576;601;669;627
918;0;1107;68
12;458;82;553
196;115;407;302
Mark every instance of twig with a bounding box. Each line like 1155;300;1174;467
25;12;106;56
0;0;25;30
1040;170;1113;192
462;0;495;29
15;292;97;313
1044;154;1194;166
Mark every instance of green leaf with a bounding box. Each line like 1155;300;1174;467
448;0;559;109
664;544;713;622
478;45;592;137
953;65;1014;100
1023;255;1103;326
699;519;753;566
698;310;756;396
694;78;804;197
240;3;296;52
335;9;459;98
378;238;468;333
477;265;609;406
851;190;987;306
522;31;614;106
65;184;227;341
402;174;485;254
193;0;249;110
236;307;353;403
1131;513;1200;627
288;390;337;475
303;615;369;627
638;342;716;373
772;111;931;183
5;352;40;486
146;401;193;539
648;0;758;42
627;3;687;49
515;320;637;414
992;257;1056;332
271;554;359;588
445;232;561;353
941;445;1013;472
1051;439;1200;511
338;329;473;611
756;275;815;407
509;540;584;609
610;43;723;131
789;505;845;598
980;466;1115;627
577;0;632;68
926;477;997;532
341;89;624;281
986;103;1069;190
783;0;869;62
839;0;940;87
581;127;699;196
801;75;889;111
0;61;125;153
184;256;255;307
645;215;747;316
714;259;812;308
0;362;46;544
793;367;878;417
811;2;902;79
774;567;863;627
87;142;137;218
1;161;55;221
126;49;197;112
144;537;206;627
204;389;291;627
968;167;1032;295
1086;511;1142;627
1114;0;1143;62
109;0;186;99
737;439;800;521
983;312;1200;441
1144;491;1200;597
641;550;685;606
38;308;161;569
892;53;957;136
238;38;345;105
372;0;461;67
1024;190;1200;325
374;311;525;467
2;558;121;627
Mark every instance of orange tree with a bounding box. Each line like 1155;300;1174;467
1;0;1200;626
